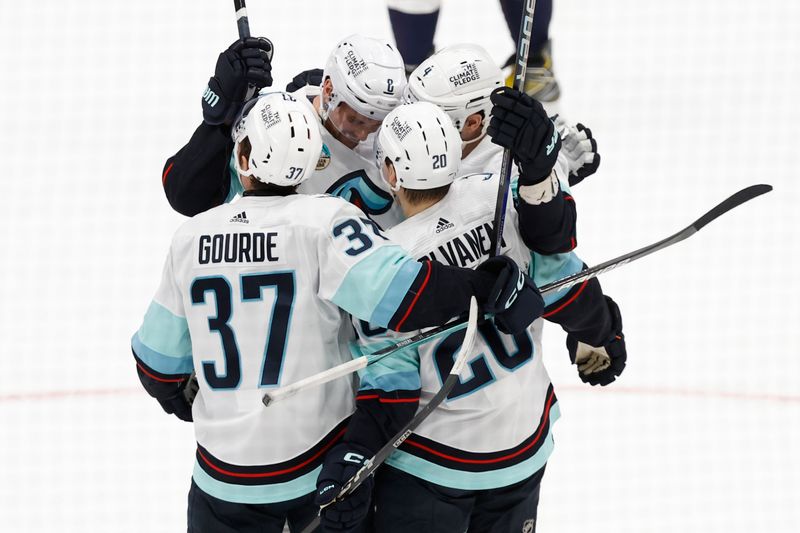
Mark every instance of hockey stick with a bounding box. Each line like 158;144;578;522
538;183;773;294
262;315;478;406
490;0;537;257
262;184;772;407
233;0;271;101
300;297;481;533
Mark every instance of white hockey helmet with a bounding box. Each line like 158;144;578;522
231;91;323;187
321;34;407;121
404;44;503;136
375;102;462;191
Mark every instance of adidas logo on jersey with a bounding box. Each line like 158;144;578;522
229;211;249;224
435;217;454;233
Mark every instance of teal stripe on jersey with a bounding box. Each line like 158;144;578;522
360;369;421;393
333;247;422;328
225;155;243;204
530;252;585;307
131;333;194;375
192;461;320;504
132;301;193;373
384;403;561;490
358;342;421;392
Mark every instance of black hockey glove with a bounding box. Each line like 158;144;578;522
202;37;274;126
567;296;626;386
315;442;374;531
156;374;198;422
553;115;601;187
285;67;324;92
477;256;544;335
488;87;561;185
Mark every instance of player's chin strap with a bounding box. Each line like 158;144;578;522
460;131;485;153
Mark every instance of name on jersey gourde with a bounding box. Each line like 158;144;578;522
198;232;280;264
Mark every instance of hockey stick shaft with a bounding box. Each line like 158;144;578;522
264;184;772;407
539;184;773;295
490;0;537;257
233;0;251;38
263;316;476;405
232;0;258;100
300;298;481;533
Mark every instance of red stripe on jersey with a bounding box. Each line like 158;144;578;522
380;397;419;404
356;394;380;401
136;361;186;383
542;278;589;318
162;162;174;186
196;427;346;478
394;261;432;331
404;389;556;465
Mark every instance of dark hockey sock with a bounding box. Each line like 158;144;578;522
388;8;439;67
499;0;552;56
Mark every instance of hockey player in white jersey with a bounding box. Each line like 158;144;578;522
163;35;407;229
132;92;544;533
404;44;620;360
312;103;626;532
405;43;600;190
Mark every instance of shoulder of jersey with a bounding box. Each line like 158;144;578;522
451;172;499;211
385;175;497;254
288;193;363;226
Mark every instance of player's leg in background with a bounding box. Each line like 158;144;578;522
499;0;560;102
466;465;546;533
372;466;473;533
187;480;314;533
386;0;442;73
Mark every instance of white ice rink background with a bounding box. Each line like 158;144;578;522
1;1;798;531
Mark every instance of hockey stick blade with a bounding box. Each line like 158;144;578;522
540;184;773;295
300;298;481;533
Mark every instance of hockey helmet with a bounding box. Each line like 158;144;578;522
404;44;503;137
375;102;462;191
232;91;323;187
321;35;407;122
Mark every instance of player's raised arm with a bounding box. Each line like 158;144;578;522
162;38;273;216
488;86;578;254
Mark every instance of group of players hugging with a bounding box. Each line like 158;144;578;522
132;13;628;533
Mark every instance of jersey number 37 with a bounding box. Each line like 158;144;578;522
190;272;295;390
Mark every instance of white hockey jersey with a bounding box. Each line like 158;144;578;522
225;86;405;230
354;173;562;491
132;193;424;504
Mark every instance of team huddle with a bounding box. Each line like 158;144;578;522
133;33;627;533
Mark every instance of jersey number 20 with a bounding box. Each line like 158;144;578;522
191;272;295;390
434;322;534;400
